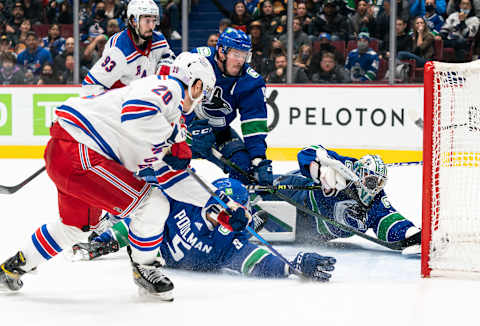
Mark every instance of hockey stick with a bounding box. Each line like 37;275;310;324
0;166;46;195
386;161;423;167
245;184;323;192
211;148;418;251
185;167;305;278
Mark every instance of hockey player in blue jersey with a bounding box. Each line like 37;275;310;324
266;145;421;247
344;32;379;82
187;28;273;186
73;178;336;281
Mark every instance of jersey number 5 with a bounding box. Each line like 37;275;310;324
167;234;192;262
101;56;116;72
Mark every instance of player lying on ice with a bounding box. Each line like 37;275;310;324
0;52;217;301
259;145;421;250
72;178;336;282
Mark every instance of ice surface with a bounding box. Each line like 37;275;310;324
0;159;478;326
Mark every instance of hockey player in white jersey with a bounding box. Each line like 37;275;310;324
82;0;175;96
0;53;224;301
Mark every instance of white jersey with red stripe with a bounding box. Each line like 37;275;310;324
57;75;185;178
82;29;174;96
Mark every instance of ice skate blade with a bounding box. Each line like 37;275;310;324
402;244;421;256
137;287;174;302
0;280;22;293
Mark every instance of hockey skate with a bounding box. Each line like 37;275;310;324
0;251;26;292
72;240;120;260
128;247;174;301
401;229;422;255
131;261;174;301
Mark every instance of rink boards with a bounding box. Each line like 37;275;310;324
0;84;424;162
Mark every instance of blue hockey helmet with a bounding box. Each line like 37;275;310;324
212;178;249;206
216;27;252;62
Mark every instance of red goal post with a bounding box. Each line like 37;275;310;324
422;61;480;278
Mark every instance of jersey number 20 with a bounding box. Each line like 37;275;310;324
152;85;173;105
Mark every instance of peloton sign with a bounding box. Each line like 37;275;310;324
0;85;423;159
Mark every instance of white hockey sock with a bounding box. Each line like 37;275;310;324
22;221;85;271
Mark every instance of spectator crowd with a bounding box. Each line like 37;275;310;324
209;0;480;83
0;0;181;85
0;0;479;85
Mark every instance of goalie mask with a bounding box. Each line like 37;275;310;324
353;155;387;206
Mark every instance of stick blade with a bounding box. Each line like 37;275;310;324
0;186;16;195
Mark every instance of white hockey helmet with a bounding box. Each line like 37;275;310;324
170;52;216;107
127;0;160;27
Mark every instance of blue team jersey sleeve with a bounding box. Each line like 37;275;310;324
366;190;415;242
237;69;268;159
297;145;357;179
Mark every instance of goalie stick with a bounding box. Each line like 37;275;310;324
185;167;306;278
0;157;420;196
0;166;46;195
386;161;422;167
245;184;323;192
210;148;419;251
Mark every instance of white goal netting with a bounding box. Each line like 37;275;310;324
424;61;480;276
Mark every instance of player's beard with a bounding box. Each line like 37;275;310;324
139;30;153;42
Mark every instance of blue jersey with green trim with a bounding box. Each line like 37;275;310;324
108;198;287;276
156;197;286;277
188;46;268;159
157;196;249;271
278;145;416;242
345;49;379;82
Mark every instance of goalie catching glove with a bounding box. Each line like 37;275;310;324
291;252;336;282
309;148;346;194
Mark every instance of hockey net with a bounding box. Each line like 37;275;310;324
422;61;480;277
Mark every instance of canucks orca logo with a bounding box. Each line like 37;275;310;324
195;87;233;127
203;87;233;115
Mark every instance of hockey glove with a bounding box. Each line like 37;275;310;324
291;252;336;282
216;206;250;232
206;193;251;232
189;119;215;159
309;162;347;194
251;159;273;185
163;141;192;170
136;167;160;185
